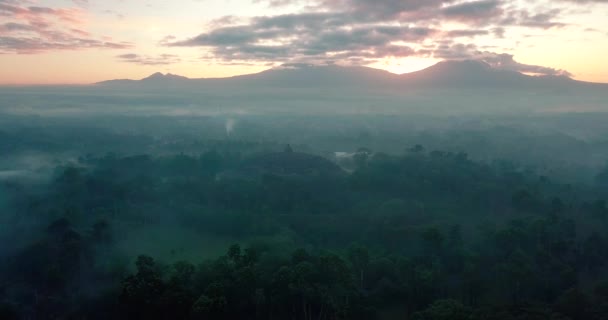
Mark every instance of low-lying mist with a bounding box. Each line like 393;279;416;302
2;72;608;319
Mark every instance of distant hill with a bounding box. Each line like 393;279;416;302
141;72;190;83
399;60;587;90
400;60;526;87
93;60;608;114
96;64;399;89
96;60;599;91
96;72;191;86
224;64;399;88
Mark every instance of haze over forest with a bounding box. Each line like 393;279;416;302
1;0;608;319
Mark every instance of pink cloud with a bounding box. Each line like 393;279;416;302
0;2;132;53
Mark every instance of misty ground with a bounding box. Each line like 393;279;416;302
1;78;608;319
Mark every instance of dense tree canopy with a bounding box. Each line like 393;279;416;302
1;147;608;319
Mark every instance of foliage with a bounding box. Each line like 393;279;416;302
1;148;608;319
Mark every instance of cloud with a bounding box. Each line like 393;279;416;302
164;0;581;74
441;0;504;24
116;53;181;65
500;8;566;29
481;53;572;77
320;0;459;21
432;43;572;77
445;29;490;37
0;23;34;32
557;0;608;2
103;9;125;20
72;0;88;7
432;42;482;60
170;14;432;64
253;0;299;7
168;9;438;63
0;2;132;53
0;36;131;53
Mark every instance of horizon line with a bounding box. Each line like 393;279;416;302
1;60;606;87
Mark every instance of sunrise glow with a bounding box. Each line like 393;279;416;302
0;0;606;84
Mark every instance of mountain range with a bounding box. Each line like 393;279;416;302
97;60;602;91
92;60;608;114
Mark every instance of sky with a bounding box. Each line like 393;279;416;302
0;0;607;84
